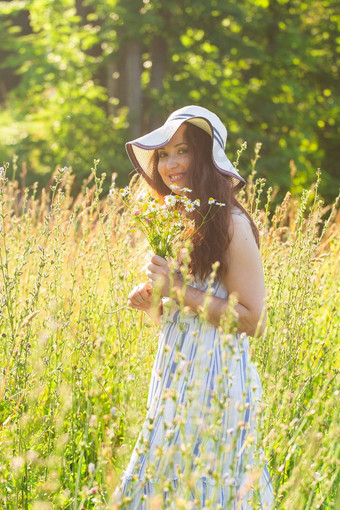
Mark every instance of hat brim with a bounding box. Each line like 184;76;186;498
126;116;245;191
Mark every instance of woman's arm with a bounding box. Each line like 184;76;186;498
147;215;267;337
223;213;267;336
181;214;266;335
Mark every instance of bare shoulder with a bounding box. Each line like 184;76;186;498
224;210;261;274
229;210;256;243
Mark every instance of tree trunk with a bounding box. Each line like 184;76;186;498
125;39;142;138
148;35;168;130
0;6;31;103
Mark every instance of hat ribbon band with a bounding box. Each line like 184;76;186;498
170;113;225;149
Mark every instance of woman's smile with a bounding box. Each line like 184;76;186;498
168;172;187;183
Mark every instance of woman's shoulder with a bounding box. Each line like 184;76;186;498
229;207;258;245
230;208;252;228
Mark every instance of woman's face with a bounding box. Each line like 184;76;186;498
157;124;192;193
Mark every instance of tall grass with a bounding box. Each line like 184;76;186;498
0;158;338;509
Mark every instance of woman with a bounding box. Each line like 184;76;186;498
114;106;274;509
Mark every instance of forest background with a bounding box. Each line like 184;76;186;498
0;0;339;202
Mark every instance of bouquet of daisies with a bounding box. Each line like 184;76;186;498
111;184;225;259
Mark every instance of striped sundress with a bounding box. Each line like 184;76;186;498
113;278;274;509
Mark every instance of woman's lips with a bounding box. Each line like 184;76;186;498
169;173;185;182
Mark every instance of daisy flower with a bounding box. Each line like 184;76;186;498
208;198;215;204
216;202;226;207
164;195;177;207
148;202;158;212
119;186;130;197
181;187;192;193
109;187;115;198
185;202;195;212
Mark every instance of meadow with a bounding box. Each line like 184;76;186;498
0;157;339;509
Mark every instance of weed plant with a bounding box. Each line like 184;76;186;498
0;155;338;509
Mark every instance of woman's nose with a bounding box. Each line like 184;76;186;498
166;153;178;169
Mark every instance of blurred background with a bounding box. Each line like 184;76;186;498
0;0;339;202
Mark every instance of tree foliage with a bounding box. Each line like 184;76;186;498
0;0;339;199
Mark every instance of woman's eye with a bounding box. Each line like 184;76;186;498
158;152;167;159
178;148;187;154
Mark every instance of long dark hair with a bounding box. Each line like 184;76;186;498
148;122;259;281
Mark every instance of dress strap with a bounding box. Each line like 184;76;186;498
231;210;252;226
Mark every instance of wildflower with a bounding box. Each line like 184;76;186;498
134;209;141;216
181;196;190;203
164;195;177;207
181;187;192;193
136;192;146;201
189;219;195;228
148;202;158;212
119;186;130;197
208;198;215;204
170;183;180;190
194;199;200;207
88;463;96;474
216;202;226;207
160;208;170;219
109;187;115;198
185;202;195;212
0;167;5;180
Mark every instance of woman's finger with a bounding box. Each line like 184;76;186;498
146;271;157;283
128;285;151;303
129;296;142;306
146;268;165;280
151;254;167;266
139;286;152;300
146;263;158;274
147;263;169;276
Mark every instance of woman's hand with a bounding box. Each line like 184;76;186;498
146;255;182;298
127;283;153;312
128;282;163;324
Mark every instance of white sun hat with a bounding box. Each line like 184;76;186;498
125;105;245;190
